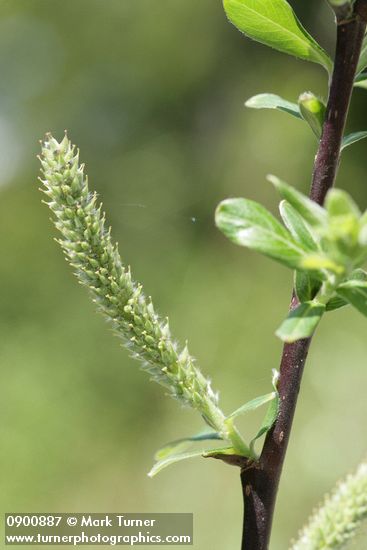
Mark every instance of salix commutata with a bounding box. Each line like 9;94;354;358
39;0;367;547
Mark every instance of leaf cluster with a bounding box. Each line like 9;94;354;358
216;178;367;342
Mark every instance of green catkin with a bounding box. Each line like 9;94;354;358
291;461;367;549
39;134;227;436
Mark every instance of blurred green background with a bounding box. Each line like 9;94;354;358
0;1;366;548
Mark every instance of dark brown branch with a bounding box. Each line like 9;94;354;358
355;0;367;22
311;11;367;204
240;10;367;550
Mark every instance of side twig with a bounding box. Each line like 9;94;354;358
240;7;367;549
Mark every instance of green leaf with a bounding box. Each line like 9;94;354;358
357;35;367;74
148;446;244;477
341;131;367;151
215;198;307;269
268;175;327;227
148;449;208;477
276;301;326;342
227;392;276;420
250;392;279;452
324;189;361;256
325;188;361;218
354;73;367;90
300;254;344;274
154;431;223;461
295;270;321;302
279;200;319;251
245;93;301;119
148;445;240;477
327;269;367;311
223;0;332;73
272;368;280;389
349;268;367;282
298;92;326;138
203;446;238;457
336;280;367;317
354;79;367;90
326;295;348;312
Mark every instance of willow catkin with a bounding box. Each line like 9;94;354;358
291;461;367;549
39;134;227;435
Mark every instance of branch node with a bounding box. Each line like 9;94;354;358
205;453;254;469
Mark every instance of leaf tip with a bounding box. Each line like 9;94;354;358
214;201;226;227
272;369;280;388
266;174;281;189
244;95;261;109
147;467;156;478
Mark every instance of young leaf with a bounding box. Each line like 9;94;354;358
148;449;209;477
324;189;361;256
295;270;321;302
227;392;276;420
223;0;332;73
215;198;307;269
341;131;367;151
148;445;240;477
279;200;319;251
336;280;367;316
325;188;361;218
354;79;367;90
154;431;223;461
275;301;326;342
272;368;280;389
354;72;367;90
300;254;344;275
325;295;348;312
298;92;326;138
268;175;327;227
349;268;367;282
357;35;367;74
329;270;367;312
203;446;238;457
249;393;279;453
245;93;301;119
